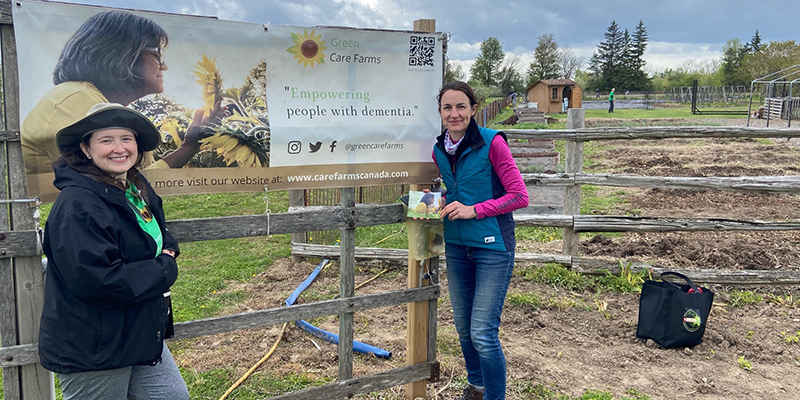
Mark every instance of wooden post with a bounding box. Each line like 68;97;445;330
338;187;355;383
289;189;306;263
1;16;55;399
426;257;438;363
562;109;585;257
406;18;435;399
405;184;429;400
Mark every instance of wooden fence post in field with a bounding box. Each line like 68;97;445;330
562;109;585;256
289;189;306;263
1;9;55;398
339;187;356;382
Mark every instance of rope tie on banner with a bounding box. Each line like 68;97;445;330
263;185;271;236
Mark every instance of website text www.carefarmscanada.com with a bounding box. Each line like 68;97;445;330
287;170;409;183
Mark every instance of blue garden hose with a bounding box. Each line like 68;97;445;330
285;259;392;359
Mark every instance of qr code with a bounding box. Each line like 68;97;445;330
409;36;436;67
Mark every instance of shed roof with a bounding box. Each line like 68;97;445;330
527;79;577;90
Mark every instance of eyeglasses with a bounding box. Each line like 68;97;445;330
143;46;164;66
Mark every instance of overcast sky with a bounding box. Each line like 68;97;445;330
56;0;794;77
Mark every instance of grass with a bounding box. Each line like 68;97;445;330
507;291;543;309
511;381;652;400
516;263;591;292
581;185;630;215
516;262;650;296
182;368;331;399
729;290;764;307
171;235;291;322
594;262;650;294
583;106;748;120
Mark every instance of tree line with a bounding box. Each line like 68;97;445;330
646;31;799;92
445;34;582;101
447;21;799;100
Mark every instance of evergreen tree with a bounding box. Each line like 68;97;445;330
619;29;635;89
469;37;504;87
721;38;748;86
591;20;625;91
526;33;561;87
750;29;762;52
589;20;650;91
630;20;651;89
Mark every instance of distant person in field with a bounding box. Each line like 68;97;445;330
608;87;615;113
595;88;600;99
432;81;528;400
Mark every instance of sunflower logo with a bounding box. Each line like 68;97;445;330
287;30;327;67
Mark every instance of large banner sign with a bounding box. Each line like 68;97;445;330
13;1;442;201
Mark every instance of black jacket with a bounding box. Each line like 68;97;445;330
39;160;179;374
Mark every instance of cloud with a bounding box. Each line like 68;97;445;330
176;0;246;21
446;41;481;60
644;41;722;72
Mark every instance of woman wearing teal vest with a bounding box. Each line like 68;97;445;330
39;103;188;399
432;82;529;400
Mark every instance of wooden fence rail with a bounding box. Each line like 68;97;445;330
523;173;800;193
291;243;800;286
504;126;800;141
10;207;800;260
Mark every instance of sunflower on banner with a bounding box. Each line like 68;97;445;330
286;30;327;67
136;56;270;168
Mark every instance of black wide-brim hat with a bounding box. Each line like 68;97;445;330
56;103;161;153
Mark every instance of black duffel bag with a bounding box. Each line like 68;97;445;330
636;271;714;348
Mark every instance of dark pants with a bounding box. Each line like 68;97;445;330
609;100;614;113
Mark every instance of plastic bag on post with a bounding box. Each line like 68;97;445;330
407;218;444;261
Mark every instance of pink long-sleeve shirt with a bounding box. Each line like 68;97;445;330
433;135;529;218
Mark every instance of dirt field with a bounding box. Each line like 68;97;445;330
174;117;800;400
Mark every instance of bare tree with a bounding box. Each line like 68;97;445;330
497;54;524;94
560;45;584;80
445;59;466;82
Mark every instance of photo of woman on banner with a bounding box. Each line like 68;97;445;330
21;10;220;176
432;81;528;400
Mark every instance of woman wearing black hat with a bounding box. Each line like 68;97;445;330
39;103;188;399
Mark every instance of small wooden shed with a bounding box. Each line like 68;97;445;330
527;79;582;114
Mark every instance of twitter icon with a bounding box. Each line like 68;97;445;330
309;141;322;153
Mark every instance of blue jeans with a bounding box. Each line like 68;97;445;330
446;243;514;400
58;343;189;400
